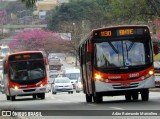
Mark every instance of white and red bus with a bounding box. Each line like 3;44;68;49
79;25;158;103
2;51;48;101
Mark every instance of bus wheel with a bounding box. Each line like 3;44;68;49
52;92;57;94
6;95;10;100
40;93;45;99
93;94;102;103
33;94;36;99
141;89;149;101
11;96;15;101
132;92;139;100
125;94;131;101
86;94;92;103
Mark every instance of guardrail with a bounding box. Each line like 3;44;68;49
0;24;47;29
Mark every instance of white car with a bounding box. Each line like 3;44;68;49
75;77;83;93
62;68;80;89
52;77;73;94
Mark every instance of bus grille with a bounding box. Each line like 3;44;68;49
112;82;139;89
110;77;140;82
23;89;36;92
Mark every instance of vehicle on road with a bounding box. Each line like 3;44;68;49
79;25;158;103
62;68;80;88
154;61;160;87
153;41;160;87
49;57;62;70
0;45;10;59
1;51;49;101
75;77;83;93
52;77;73;94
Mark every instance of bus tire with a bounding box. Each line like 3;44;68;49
40;93;45;99
93;94;102;103
11;96;15;101
6;95;10;100
86;94;92;103
52;92;56;94
33;94;36;99
141;89;149;101
132;92;139;100
125;94;131;101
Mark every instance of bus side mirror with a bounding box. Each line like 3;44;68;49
5;63;8;70
87;43;92;53
45;59;49;65
153;44;159;55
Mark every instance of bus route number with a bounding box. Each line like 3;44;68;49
101;31;112;37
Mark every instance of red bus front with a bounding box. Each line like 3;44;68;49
79;26;155;103
3;51;48;101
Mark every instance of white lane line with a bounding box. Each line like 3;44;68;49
57;99;63;102
50;97;55;99
87;104;97;106
110;107;124;110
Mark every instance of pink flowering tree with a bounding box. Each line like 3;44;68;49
9;29;70;56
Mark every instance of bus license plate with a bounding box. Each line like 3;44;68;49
121;83;130;87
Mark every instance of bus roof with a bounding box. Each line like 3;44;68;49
92;25;149;32
79;25;149;45
8;51;44;56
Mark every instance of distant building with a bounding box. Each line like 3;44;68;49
35;0;69;19
36;0;58;11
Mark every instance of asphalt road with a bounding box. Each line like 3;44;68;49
0;91;160;119
1;91;160;110
1;57;160;118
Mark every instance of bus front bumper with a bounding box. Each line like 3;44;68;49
95;76;155;93
9;85;48;96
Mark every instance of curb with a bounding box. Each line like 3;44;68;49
150;88;160;92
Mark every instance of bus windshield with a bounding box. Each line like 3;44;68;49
65;73;80;80
9;60;46;85
94;39;152;68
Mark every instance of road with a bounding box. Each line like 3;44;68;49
1;91;160;110
0;91;160;118
1;57;160;118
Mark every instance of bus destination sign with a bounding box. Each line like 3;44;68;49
96;28;149;37
15;54;30;59
9;53;43;61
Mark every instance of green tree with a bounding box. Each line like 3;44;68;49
6;1;34;14
21;0;37;8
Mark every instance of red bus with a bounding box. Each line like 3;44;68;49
2;51;48;101
79;25;158;103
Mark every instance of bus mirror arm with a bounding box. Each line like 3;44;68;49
45;59;49;65
5;63;8;70
153;44;159;55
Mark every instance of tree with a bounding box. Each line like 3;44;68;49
47;0;108;31
6;1;34;14
21;0;37;8
8;29;70;56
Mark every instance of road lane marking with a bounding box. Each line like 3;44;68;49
57;99;63;102
110;107;124;110
87;104;97;106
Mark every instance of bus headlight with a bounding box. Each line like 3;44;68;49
94;74;102;80
14;86;18;90
148;70;154;76
40;84;43;87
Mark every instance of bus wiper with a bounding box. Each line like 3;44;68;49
108;41;119;54
128;42;134;51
